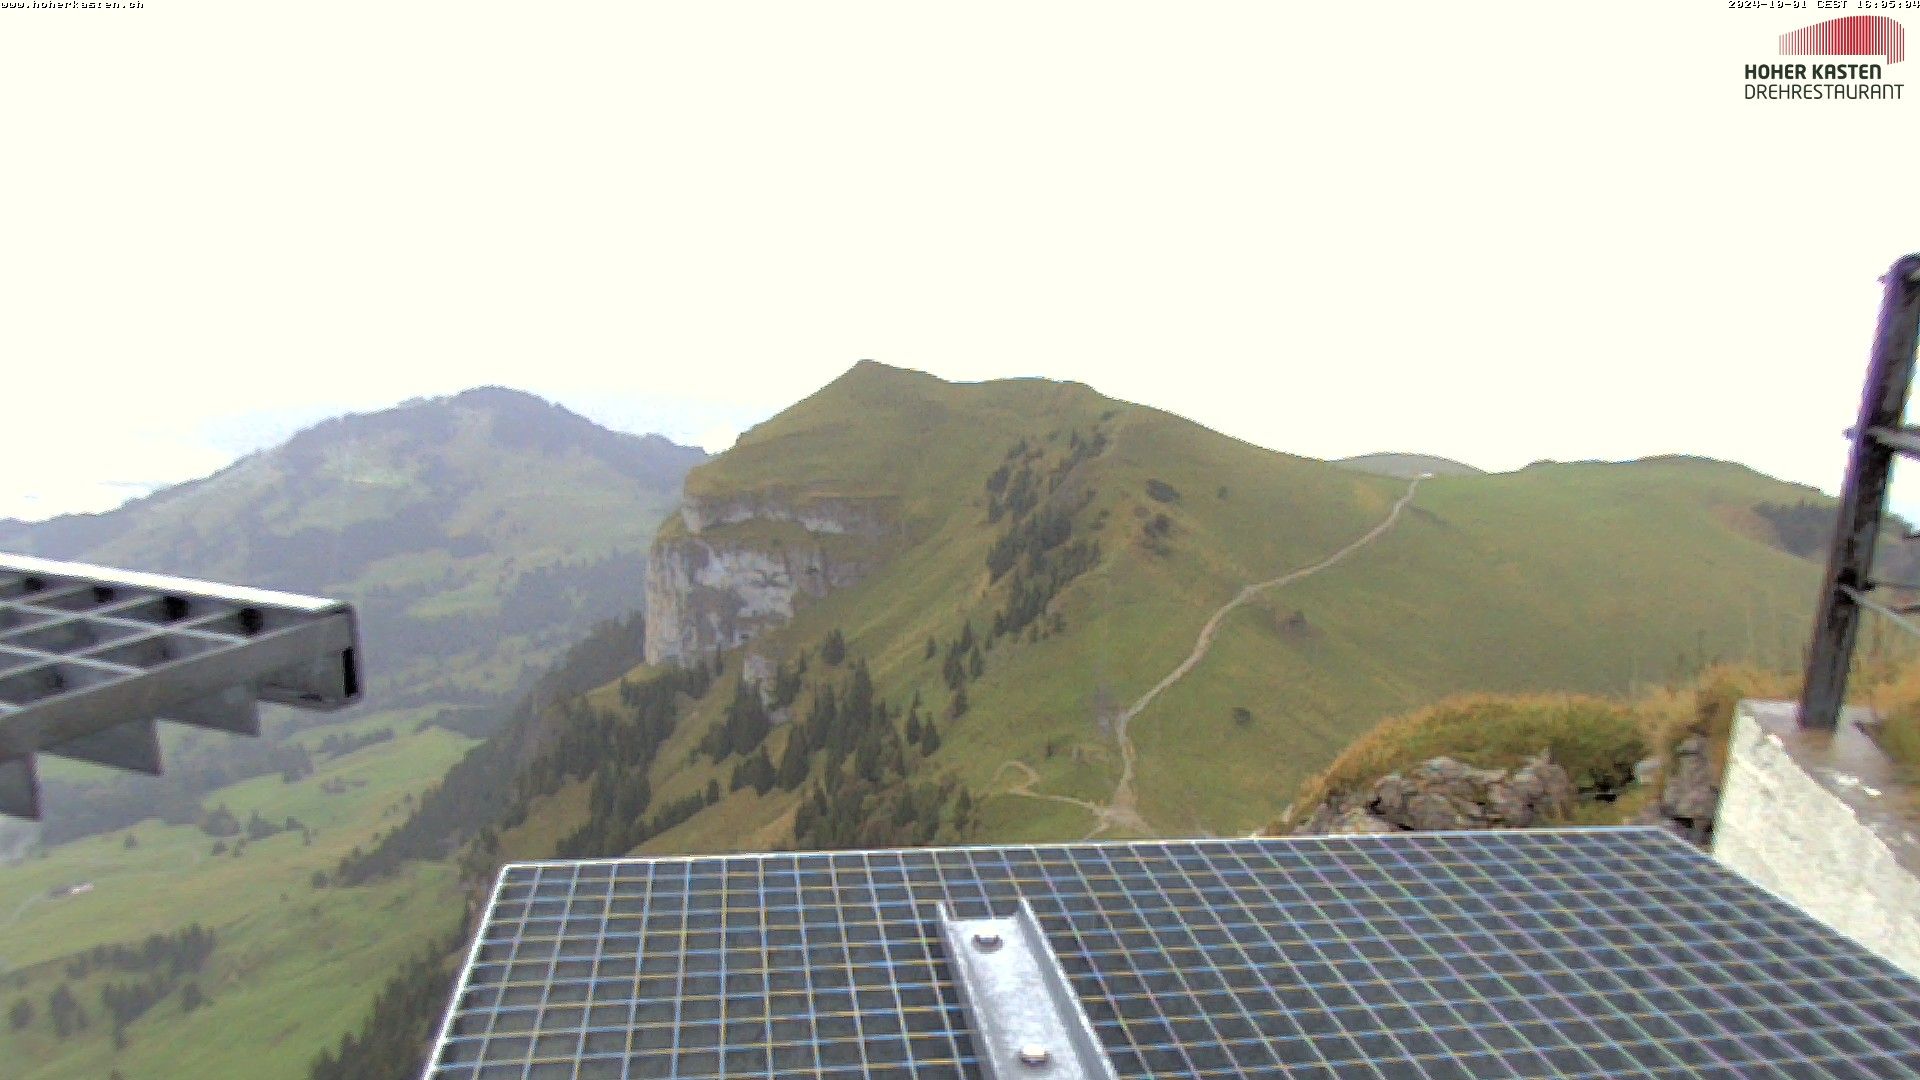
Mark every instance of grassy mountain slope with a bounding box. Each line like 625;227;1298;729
1270;637;1920;840
1126;455;1824;831
491;363;1827;864
0;390;700;1079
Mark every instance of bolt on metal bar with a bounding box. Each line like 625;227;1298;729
1801;254;1920;730
936;898;1119;1080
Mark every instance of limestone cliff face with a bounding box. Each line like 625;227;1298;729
677;494;891;537
643;493;896;666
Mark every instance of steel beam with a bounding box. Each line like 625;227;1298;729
1801;254;1920;729
44;718;163;774
937;899;1119;1080
0;553;360;819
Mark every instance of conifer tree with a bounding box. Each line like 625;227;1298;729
776;728;811;790
747;747;777;795
48;984;85;1039
847;661;876;728
712;678;771;759
806;685;839;747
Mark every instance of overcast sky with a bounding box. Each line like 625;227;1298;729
3;3;1918;522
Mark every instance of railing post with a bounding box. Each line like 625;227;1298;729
1800;254;1920;730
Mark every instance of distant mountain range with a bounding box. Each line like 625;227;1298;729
2;387;704;838
3;386;703;693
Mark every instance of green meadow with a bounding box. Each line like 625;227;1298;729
0;719;475;1079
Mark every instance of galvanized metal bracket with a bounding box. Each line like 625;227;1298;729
936;899;1119;1080
0;553;361;819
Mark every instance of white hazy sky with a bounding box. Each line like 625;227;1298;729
3;2;1918;521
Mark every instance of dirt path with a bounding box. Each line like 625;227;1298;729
997;477;1425;839
992;760;1104;816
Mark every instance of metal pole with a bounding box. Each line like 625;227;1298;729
1799;254;1920;729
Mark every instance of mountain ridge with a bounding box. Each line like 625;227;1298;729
494;361;1832;857
0;387;706;548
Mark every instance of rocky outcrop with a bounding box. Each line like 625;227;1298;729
1298;752;1574;835
643;495;896;666
1296;740;1726;846
1316;805;1399;835
740;653;795;724
1632;735;1719;846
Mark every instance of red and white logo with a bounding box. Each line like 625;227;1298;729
1779;16;1904;64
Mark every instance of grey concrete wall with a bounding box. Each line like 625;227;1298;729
1714;701;1920;980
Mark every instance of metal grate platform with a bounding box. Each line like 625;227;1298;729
0;552;360;819
426;827;1920;1079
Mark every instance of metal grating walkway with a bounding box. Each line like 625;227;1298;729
0;552;360;818
427;828;1920;1079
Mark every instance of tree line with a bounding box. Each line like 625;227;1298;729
549;663;719;858
788;633;974;850
15;924;217;1049
985;428;1107;649
328;616;693;886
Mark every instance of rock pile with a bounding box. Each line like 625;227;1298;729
1297;752;1574;836
1295;738;1724;847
